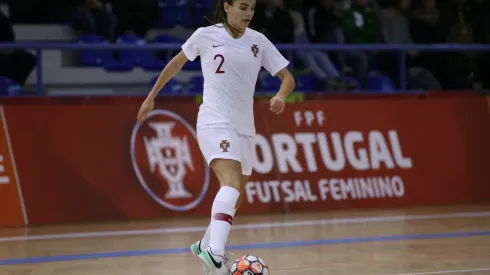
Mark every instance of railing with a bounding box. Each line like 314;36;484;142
0;42;489;96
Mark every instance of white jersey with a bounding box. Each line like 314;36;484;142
181;24;289;137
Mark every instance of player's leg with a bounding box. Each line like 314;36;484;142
192;124;244;271
235;174;248;211
207;158;242;252
198;158;242;272
236;133;254;211
192;173;247;257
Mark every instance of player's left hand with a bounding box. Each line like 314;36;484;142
269;96;285;114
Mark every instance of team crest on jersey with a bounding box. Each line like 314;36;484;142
251;44;259;58
220;140;230;152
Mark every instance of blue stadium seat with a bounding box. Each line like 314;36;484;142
366;74;396;92
196;0;215;9
297;74;322;92
117;33;166;71
154;34;200;70
340;75;361;91
78;34;116;67
154;34;183;44
188;75;204;94
0;76;21;96
150;76;184;95
156;1;191;28
260;75;282;92
154;0;211;28
159;10;179;28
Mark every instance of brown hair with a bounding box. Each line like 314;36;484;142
207;0;244;37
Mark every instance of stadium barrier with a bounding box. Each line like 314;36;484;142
0;43;489;95
0;92;489;227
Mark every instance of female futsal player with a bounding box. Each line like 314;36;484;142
136;0;295;274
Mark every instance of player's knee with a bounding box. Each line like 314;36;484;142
219;175;241;190
211;158;243;190
217;169;242;190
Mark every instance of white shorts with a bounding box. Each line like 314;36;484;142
197;123;255;176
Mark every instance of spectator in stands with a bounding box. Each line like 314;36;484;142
468;0;490;89
437;0;474;43
255;0;354;90
5;0;47;23
9;0;118;40
470;0;490;44
308;0;343;43
290;5;356;90
69;0;116;41
436;24;483;89
0;11;36;88
308;0;369;88
252;0;295;43
410;0;487;90
109;0;159;39
409;0;444;43
341;0;384;44
380;0;441;89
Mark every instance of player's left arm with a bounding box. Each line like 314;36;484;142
270;67;295;114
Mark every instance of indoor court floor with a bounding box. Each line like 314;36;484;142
1;204;490;275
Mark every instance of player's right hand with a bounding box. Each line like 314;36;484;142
136;97;154;123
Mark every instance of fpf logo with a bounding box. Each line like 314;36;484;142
130;109;210;211
219;140;230;152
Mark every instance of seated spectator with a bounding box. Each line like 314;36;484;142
290;8;356;90
470;0;490;44
341;0;384;44
308;0;369;88
380;0;441;89
252;0;295;43
308;0;343;43
256;0;354;90
437;0;474;43
410;0;487;90
5;0;47;23
6;0;116;41
0;11;36;88
409;0;444;43
68;0;116;41
437;24;483;90
8;0;118;40
468;0;490;89
109;0;159;39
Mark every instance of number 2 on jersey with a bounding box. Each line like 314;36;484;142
214;54;225;74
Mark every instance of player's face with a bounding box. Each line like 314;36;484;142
226;0;256;29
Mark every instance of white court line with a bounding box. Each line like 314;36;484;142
389;267;490;275
1;211;490;243
0;106;28;225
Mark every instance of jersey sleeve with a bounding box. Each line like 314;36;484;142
181;28;204;62
260;35;290;76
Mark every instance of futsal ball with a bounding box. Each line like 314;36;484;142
231;255;270;275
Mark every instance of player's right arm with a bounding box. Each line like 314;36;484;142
146;51;188;101
137;28;205;122
136;51;188;122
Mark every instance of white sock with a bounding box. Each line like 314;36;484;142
200;208;237;251
208;186;240;257
200;224;211;251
